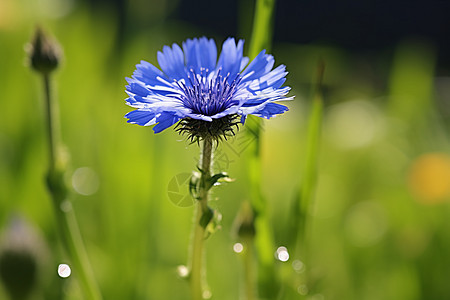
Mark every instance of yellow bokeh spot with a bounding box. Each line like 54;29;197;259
408;153;450;204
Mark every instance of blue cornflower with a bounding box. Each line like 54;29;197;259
125;37;292;141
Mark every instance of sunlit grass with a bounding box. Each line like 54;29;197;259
1;2;450;300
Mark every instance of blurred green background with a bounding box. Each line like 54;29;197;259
1;0;450;299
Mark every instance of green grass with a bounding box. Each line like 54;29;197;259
1;3;450;300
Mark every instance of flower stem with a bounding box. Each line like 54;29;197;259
43;74;57;171
43;73;102;300
190;204;206;300
189;138;213;300
243;238;256;300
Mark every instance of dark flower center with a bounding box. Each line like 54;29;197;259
175;115;240;144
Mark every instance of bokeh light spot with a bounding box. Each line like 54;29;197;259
37;0;74;19
292;259;305;273
311;294;325;300
176;265;189;278
58;264;71;278
297;284;308;295
72;167;99;196
325;100;384;149
203;290;212;299
344;200;388;247
275;246;289;262
408;153;450;204
233;243;244;253
60;200;72;212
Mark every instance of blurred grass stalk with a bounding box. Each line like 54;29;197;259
388;40;435;128
295;61;325;254
284;61;324;298
244;0;278;298
29;28;102;300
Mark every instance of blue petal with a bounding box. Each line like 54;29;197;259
241;98;267;107
153;112;181;133
241;50;274;82
126;77;174;98
125;110;157;126
245;65;288;92
240;57;249;71
253;102;289;119
261;65;288;89
126;79;150;97
157;44;186;80
125;95;148;106
183;37;217;73
217;38;245;82
133;61;165;86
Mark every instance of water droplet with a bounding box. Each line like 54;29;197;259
58;264;71;278
275;246;289;262
233;243;243;253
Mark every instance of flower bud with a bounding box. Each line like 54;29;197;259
233;201;256;239
0;216;48;300
27;27;61;74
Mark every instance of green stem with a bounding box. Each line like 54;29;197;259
43;73;102;300
52;202;102;300
243;239;256;300
245;0;278;297
287;62;324;299
249;0;276;58
190;204;206;300
43;74;57;171
296;61;325;254
189;138;213;300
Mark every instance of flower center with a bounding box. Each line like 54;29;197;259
177;69;242;116
175;114;240;143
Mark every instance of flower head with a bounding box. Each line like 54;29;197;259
125;37;292;142
27;27;61;75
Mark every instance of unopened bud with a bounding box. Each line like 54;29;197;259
27;27;61;74
233;201;256;239
0;216;48;300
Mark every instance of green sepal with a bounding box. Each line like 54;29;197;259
189;171;201;200
46;169;68;202
199;207;214;229
205;210;222;238
206;172;233;190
